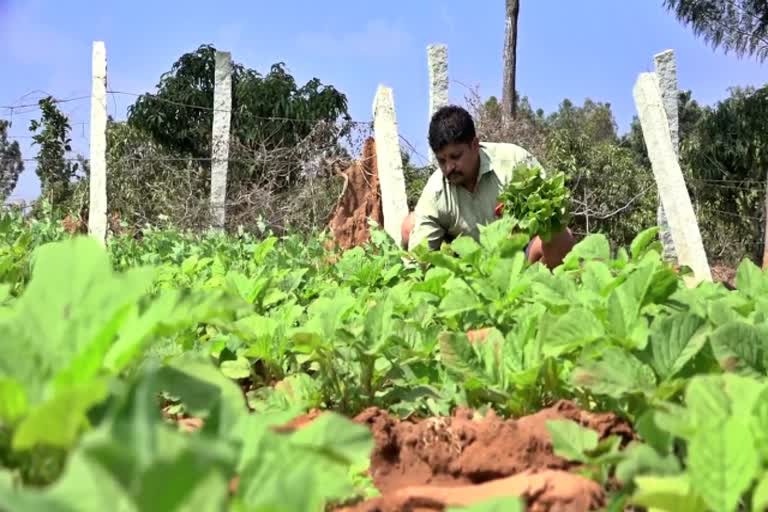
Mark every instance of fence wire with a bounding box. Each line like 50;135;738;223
3;88;767;269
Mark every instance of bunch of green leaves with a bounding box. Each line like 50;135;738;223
0;356;375;512
0;236;240;485
413;227;689;416
628;373;768;512
497;163;571;242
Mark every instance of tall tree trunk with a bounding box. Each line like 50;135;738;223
763;171;768;269
502;0;520;124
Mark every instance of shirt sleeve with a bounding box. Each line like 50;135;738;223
407;187;446;252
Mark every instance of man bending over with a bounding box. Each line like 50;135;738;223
401;105;575;269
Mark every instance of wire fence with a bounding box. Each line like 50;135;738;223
2;87;766;271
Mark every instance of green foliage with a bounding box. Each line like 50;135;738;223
6;207;768;508
497;164;571;241
28;97;85;209
88;44;354;232
127;44;349;182
681;85;768;263
0;119;24;202
663;0;768;62
546;119;656;247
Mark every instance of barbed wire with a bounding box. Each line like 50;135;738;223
104;90;374;126
1;89;374;128
0;94;91;111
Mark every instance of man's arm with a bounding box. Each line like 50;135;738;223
406;186;447;252
527;228;576;269
407;208;446;252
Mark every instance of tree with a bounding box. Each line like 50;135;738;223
663;0;768;62
681;84;768;264
546;98;618;145
127;44;350;160
0;120;24;202
29;97;82;208
502;0;521;122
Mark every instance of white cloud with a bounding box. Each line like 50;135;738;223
295;19;411;59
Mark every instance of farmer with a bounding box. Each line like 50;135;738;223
402;105;575;269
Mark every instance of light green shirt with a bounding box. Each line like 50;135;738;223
408;142;544;251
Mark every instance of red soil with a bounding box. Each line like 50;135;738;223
335;401;631;511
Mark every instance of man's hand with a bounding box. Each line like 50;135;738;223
527;228;576;269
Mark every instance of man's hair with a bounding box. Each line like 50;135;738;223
428;105;476;153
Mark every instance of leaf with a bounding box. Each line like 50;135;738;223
751;386;768;461
546;419;598;463
289;412;373;468
752;472;768;512
220;356;251;380
630;474;708;512
635;409;672;454
735;258;768;298
539;308;605;357
237;412;373;510
630;227;660;260
303;290;357;341
364;295;396;353
653;402;696;441
709;321;767;376
450;236;481;262
0;237;156;404
580;261;614;296
13;379;110;451
445;496;525;512
615;442;681;487
439;278;482;316
687;416;759;512
561;233;611;269
650;312;710;380
159;356;248;437
684;375;731;431
438;331;489;387
572;347;656;399
607;264;654;342
478;217;523;253
0;377;28;425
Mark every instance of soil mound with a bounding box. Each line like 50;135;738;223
328;137;383;250
341;400;632;511
340;469;604;512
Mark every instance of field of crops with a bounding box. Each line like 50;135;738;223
1;204;768;512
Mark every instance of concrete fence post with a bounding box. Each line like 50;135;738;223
88;41;108;243
210;50;232;230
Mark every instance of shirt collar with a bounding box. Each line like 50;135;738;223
478;145;493;176
475;144;495;188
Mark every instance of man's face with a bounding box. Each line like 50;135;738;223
435;138;480;188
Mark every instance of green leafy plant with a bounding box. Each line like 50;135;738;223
496;163;571;242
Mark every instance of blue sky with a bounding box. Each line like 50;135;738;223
1;0;765;201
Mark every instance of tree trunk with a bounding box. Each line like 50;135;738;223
763;171;768;269
502;0;520;124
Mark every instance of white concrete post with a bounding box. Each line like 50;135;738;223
372;85;409;244
88;41;107;244
427;43;448;166
210;51;232;230
654;49;680;263
633;73;712;286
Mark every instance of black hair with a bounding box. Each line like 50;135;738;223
428;105;476;153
